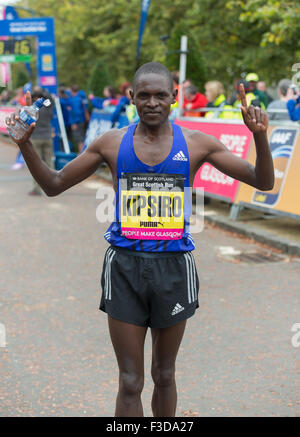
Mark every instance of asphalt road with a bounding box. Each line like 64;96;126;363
0;140;299;417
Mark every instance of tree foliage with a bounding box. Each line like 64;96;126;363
20;0;300;93
87;60;110;96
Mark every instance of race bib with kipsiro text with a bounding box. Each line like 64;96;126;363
120;173;185;240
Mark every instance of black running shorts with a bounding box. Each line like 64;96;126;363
99;245;199;328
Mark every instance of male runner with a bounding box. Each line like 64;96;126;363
6;62;274;417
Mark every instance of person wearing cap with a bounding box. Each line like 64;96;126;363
232;79;262;119
245;73;267;109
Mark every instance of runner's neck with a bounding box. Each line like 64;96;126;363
134;120;173;140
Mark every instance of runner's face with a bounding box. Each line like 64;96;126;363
131;73;176;126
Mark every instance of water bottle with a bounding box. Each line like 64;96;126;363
7;97;51;140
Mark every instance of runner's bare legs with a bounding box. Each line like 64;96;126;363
108;316;148;417
151;320;187;417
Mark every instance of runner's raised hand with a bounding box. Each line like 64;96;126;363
239;83;268;133
5;91;36;145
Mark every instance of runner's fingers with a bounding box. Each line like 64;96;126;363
248;105;256;123
15;108;21;120
10;112;17;126
241;105;249;121
239;83;248;109
25;91;32;106
255;107;262;126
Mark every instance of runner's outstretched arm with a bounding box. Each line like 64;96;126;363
196;84;274;191
5;92;105;197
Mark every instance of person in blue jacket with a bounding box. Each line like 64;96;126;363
58;86;72;142
89;86;118;110
111;82;131;127
286;85;300;121
68;84;90;152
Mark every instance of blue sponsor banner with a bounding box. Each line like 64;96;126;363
4;6;19;20
82;110;129;151
1;17;58;95
1;15;61;164
136;0;151;61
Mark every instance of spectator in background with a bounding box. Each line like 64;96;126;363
267;79;291;121
257;81;273;106
286;83;300;122
89;86;119;110
10;87;26;106
232;79;262;120
204;81;233;119
245;73;267;109
0;89;11;105
58;85;72;142
111;82;131;127
183;84;208;117
69;84;89;152
28;86;54;196
102;86;119;111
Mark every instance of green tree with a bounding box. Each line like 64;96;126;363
87;60;110;96
13;65;29;89
22;0;300;93
165;22;207;92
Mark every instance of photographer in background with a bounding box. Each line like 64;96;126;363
267;79;292;121
286;83;300;122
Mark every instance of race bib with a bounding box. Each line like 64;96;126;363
120;173;185;240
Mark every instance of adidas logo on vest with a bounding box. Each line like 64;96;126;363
172;150;188;161
171;303;185;316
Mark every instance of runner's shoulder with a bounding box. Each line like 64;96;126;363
89;126;129;153
180;126;218;149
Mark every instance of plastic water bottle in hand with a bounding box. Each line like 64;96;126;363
7;98;51;140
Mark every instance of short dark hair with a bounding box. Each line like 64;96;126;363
278;79;292;97
184;85;198;96
133;62;173;92
71;84;79;93
31;86;47;99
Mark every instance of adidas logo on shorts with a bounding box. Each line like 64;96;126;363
171;303;185;316
172;150;188;161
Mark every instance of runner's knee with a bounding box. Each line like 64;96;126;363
151;366;175;388
119;371;144;397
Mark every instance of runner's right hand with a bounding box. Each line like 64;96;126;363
5;91;36;146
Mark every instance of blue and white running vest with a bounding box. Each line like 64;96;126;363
104;123;195;252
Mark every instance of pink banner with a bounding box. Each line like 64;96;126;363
175;119;253;202
0;107;14;133
121;228;183;240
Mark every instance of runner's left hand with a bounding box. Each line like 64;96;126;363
240;83;268;133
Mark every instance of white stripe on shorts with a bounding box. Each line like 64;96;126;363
188;252;197;302
184;252;197;303
104;248;115;300
184;252;193;303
